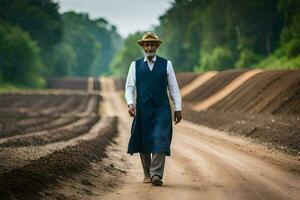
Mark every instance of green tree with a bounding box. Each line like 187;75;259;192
51;42;76;76
154;0;296;71
60;12;122;76
110;32;143;77
0;0;63;75
0;21;45;87
0;0;62;48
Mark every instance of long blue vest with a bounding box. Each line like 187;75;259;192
127;56;173;156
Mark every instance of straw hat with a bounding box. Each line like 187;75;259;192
137;32;162;46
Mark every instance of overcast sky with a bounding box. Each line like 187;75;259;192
55;0;174;38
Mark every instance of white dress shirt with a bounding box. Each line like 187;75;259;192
125;55;182;111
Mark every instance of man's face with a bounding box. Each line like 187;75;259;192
142;42;159;57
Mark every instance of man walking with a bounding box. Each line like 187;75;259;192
125;32;182;186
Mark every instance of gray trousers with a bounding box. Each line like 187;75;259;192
139;153;166;179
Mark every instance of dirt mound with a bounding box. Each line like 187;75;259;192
177;69;300;155
0;117;118;199
182;69;248;102
46;77;101;90
0;93;99;138
175;72;200;88
0;116;100;148
210;69;300;115
0;84;118;199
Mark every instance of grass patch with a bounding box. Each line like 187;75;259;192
0;83;34;94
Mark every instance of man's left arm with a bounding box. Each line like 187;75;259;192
167;60;182;124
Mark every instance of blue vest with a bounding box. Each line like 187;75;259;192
136;56;169;106
127;55;173;156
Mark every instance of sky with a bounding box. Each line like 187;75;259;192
55;0;174;38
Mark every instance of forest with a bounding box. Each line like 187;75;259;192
111;0;300;76
0;0;121;87
0;0;299;86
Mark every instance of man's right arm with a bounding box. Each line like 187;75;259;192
125;61;136;117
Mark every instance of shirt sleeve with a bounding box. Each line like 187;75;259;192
167;60;182;111
124;61;136;106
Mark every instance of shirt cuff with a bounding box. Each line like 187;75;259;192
174;104;182;111
127;100;135;107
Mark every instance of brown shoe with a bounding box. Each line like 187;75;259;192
143;176;151;183
151;175;163;186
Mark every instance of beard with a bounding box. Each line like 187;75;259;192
143;50;156;57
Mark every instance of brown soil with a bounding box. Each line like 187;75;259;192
0;116;100;148
113;77;126;91
182;69;248;102
46;77;101;90
1;73;299;199
0;93;99;138
113;69;300;155
99;78;300;200
0;78;119;199
182;104;300;155
175;72;200;88
48;77;299;200
0;117;117;199
176;69;300;155
210;69;300;115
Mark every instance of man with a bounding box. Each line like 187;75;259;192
125;32;182;186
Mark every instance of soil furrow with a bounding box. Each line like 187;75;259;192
0;116;118;199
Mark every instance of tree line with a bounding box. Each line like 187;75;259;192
0;0;121;87
111;0;299;76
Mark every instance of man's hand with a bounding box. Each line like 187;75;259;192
128;104;136;117
174;111;182;124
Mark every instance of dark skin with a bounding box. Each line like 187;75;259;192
128;41;182;125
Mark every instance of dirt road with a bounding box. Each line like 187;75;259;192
99;78;300;200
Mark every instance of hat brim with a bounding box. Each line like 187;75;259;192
137;39;162;46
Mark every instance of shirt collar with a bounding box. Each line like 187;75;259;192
144;55;157;63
